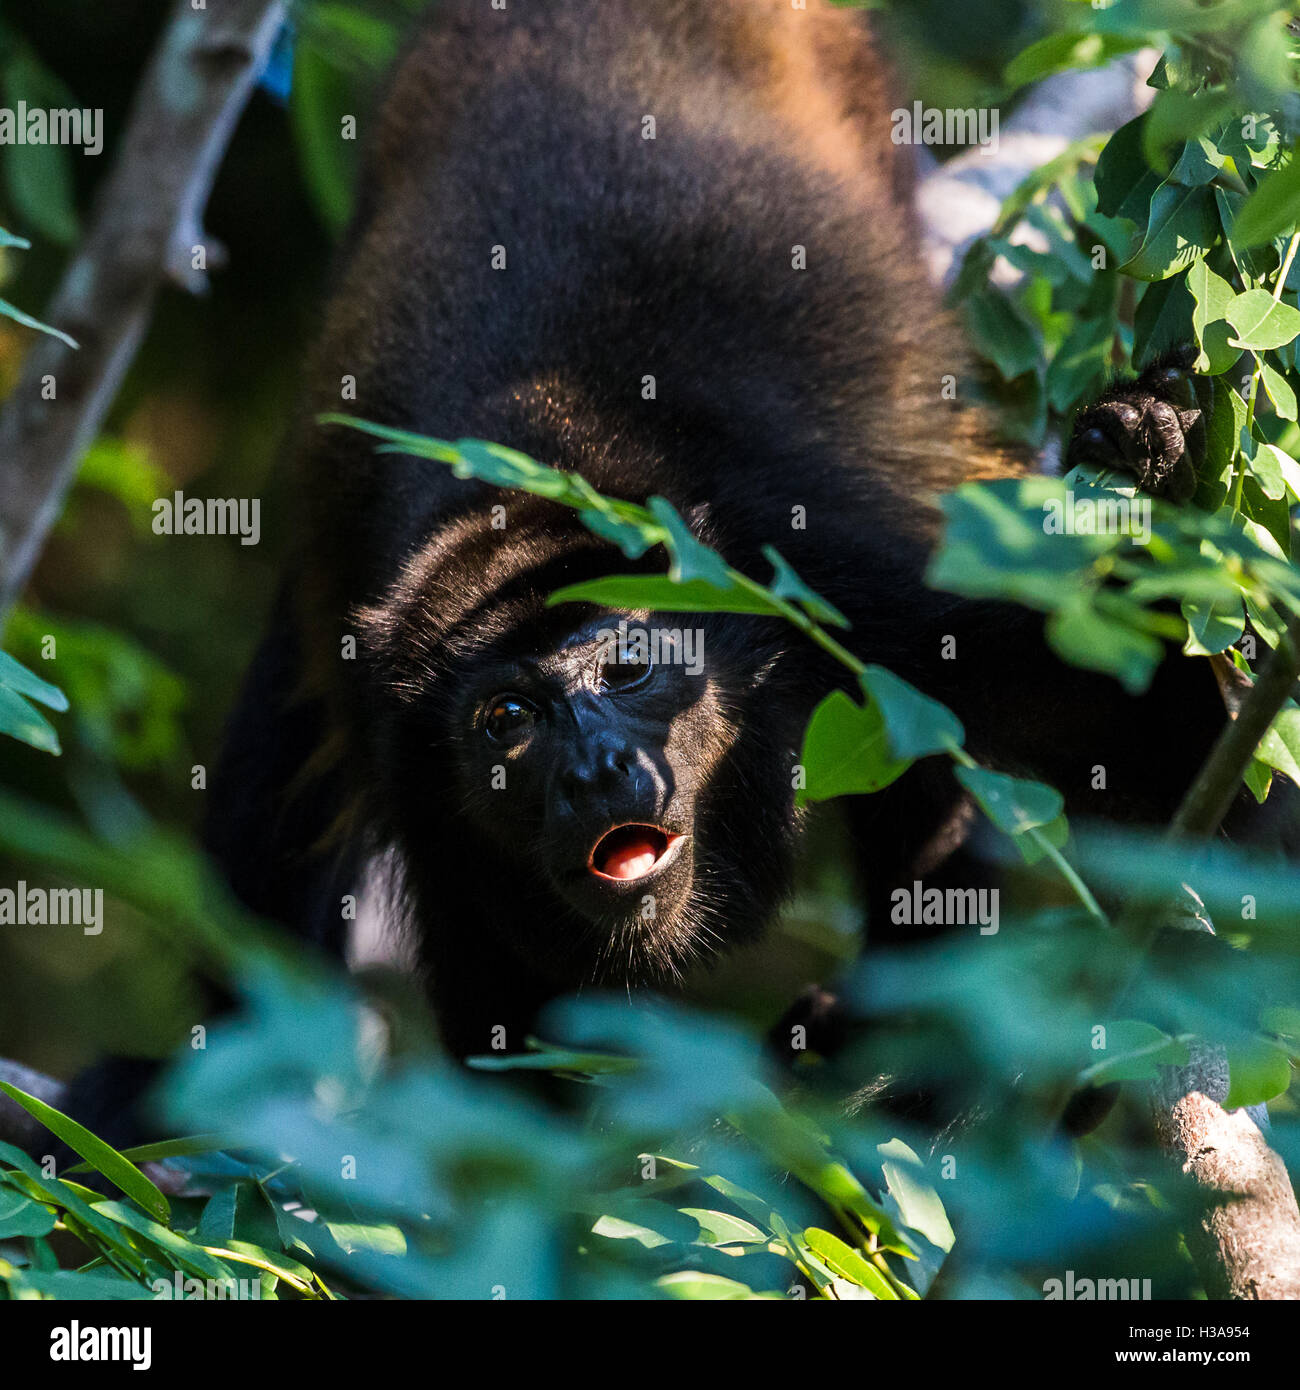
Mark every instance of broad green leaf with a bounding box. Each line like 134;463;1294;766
1256;443;1300;501
1225;1037;1293;1110
1004;32;1144;87
0;1184;55;1239
859;665;964;761
1047;598;1163;694
1259;357;1299;421
877;1138;955;1281
954;765;1064;842
1226;289;1300;350
0;1083;169;1222
1182;596;1245;655
12;1271;155;1300
1095;116;1153;221
1134;274;1196;371
591;1213;673;1250
1231;155;1300;249
1118;183;1217;282
648;496;734;589
965;288;1041;381
796;689;911;805
1078;1020;1191;1085
656;1270;765;1299
801;1227;893;1298
1186;260;1242;375
679;1208;768;1247
1047;310;1115;413
1256;705;1300;786
0;51;79;245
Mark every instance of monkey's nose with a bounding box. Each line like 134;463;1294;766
565;739;632;798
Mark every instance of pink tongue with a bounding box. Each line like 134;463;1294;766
600;836;660;880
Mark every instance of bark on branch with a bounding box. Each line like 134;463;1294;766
0;0;286;615
1143;613;1300;1298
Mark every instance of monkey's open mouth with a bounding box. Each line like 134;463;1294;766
588;825;683;882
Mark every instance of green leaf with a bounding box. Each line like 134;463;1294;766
65;1132;226;1173
0;296;78;348
0;1184;55;1239
1182;596;1245;655
1259;357;1299;421
12;1271;155;1300
1078;1020;1191;1085
797;689;911;805
1134;274;1196;371
93;1200;234;1283
1256;443;1300;501
679;1208;768;1247
1231;154;1300;249
1004;32;1145;88
965;288;1041;380
656;1271;766;1299
1187;260;1243;375
1047;598;1163;694
0;51;79;245
954;765;1064;843
1224;1037;1292;1110
289;41;357;235
648;496;735;589
0;224;31;249
877;1138;955;1277
1225;289;1300;350
0;1082;169;1222
762;545;849;628
1256;705;1300;787
0;649;69;711
0;684;60;753
1095;116;1152;221
1170;134;1229;189
1048;310;1115;413
1118;183;1218;282
591;1213;673;1250
547;574;776;615
801;1227;894;1298
859;665;965;761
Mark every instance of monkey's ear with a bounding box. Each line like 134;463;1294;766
681;501;714;539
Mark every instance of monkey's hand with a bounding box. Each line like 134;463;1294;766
1067;354;1206;503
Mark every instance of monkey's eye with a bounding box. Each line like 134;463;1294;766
483;696;538;743
597;648;653;694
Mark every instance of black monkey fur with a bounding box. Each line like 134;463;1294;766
48;0;1273;1151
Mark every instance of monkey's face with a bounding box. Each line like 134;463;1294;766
361;515;800;989
449;611;737;976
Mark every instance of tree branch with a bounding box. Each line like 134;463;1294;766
1171;613;1300;839
0;1059;66;1153
1149;1042;1300;1299
1137;612;1300;1298
0;0;286;615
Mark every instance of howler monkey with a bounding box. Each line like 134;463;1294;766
53;0;1255;1142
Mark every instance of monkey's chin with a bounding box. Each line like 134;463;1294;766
554;835;694;940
